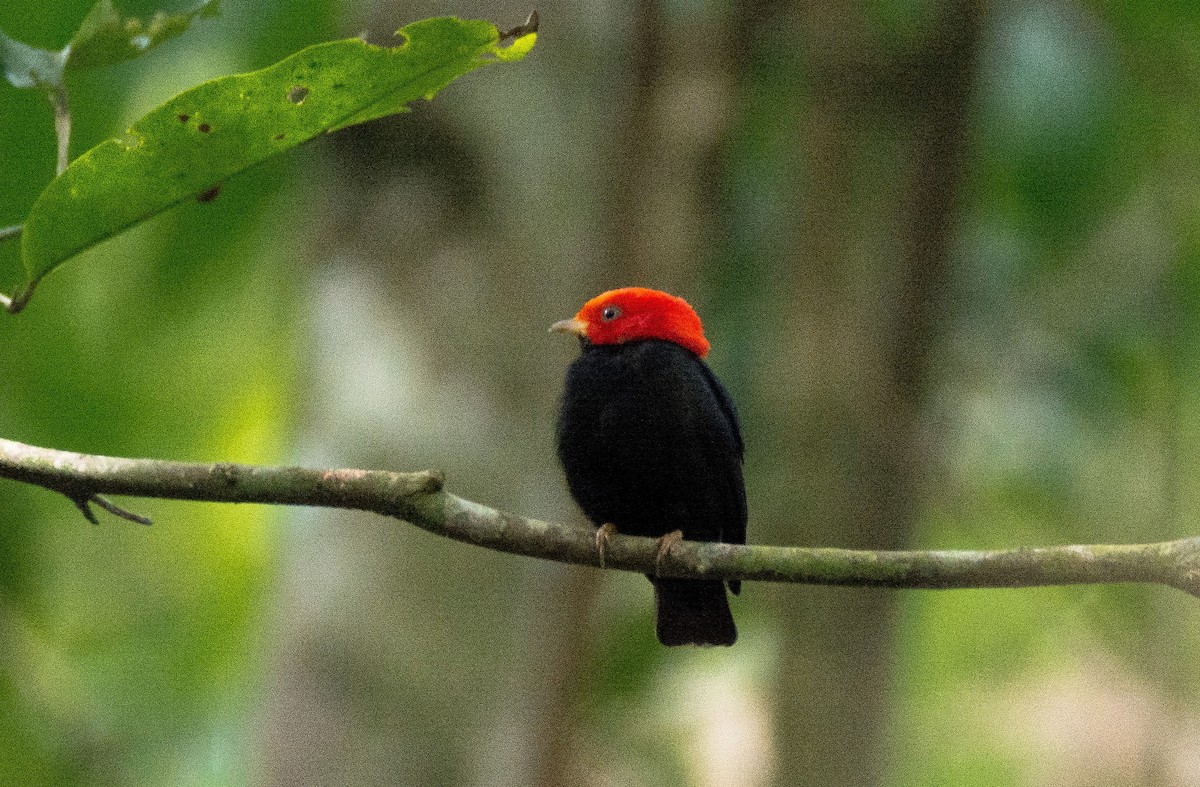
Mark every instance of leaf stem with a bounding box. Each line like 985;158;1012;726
0;282;36;314
50;86;71;175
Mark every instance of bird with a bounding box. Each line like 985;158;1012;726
551;287;746;646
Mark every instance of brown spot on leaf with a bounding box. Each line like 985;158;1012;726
197;185;221;203
178;113;190;123
287;85;309;104
274;133;286;141
198;123;211;133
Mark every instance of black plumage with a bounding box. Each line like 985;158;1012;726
556;338;746;646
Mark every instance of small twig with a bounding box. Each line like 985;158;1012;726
90;494;153;525
0;225;22;242
68;492;151;526
71;495;100;525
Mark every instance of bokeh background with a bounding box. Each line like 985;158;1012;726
2;0;1199;784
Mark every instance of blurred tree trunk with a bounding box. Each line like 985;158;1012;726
737;1;985;784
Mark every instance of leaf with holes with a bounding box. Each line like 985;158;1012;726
15;16;536;308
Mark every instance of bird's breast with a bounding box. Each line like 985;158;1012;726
555;341;734;539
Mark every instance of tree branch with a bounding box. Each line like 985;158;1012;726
2;436;1199;597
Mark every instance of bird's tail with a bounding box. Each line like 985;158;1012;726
652;578;737;646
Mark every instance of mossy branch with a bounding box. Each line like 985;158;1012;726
2;436;1199;597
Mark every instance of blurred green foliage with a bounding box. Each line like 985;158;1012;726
0;1;335;783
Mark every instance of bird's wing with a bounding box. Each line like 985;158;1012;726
697;363;747;547
698;363;745;461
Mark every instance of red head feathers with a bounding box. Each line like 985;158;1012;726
550;287;711;358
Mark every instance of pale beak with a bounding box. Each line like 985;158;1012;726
549;317;587;337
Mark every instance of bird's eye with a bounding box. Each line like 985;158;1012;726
601;305;621;321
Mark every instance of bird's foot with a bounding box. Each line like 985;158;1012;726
654;530;685;576
595;523;618;569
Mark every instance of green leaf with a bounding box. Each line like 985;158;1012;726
0;31;65;90
17;16;536;297
66;0;220;71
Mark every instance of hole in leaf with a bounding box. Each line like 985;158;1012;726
288;85;309;104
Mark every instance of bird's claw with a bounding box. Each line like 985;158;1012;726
654;530;685;576
595;523;618;569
